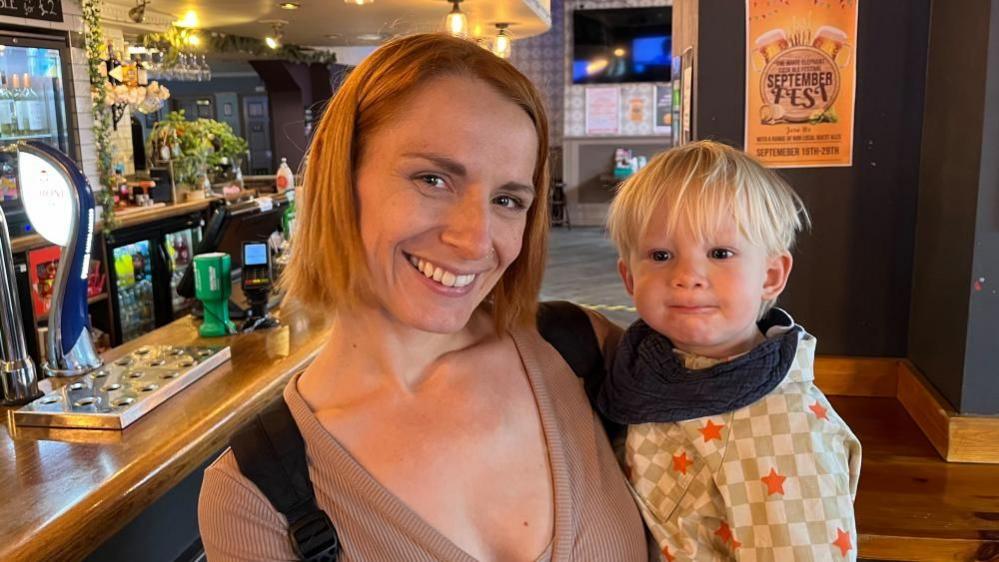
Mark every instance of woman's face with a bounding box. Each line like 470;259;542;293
355;75;539;334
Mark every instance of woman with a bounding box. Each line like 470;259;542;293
199;33;649;562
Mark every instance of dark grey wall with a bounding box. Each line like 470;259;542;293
694;0;930;358
910;0;999;414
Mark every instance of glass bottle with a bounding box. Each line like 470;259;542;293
22;74;46;134
10;73;27;135
0;72;16;137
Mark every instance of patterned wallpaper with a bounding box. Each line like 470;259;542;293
509;0;566;143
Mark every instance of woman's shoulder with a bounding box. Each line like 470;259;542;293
198;450;297;561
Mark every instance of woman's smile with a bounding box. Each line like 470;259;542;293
405;252;482;292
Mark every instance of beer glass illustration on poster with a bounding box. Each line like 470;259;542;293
745;0;858;168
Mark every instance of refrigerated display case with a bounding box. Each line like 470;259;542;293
0;29;75;238
106;212;205;344
112;240;155;342
166;225;200;316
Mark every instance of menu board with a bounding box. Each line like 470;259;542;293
744;0;858;167
0;0;63;23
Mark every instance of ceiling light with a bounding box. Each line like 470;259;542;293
445;0;468;38
128;0;150;23
344;0;374;5
279;2;300;8
493;23;512;59
613;47;626;57
186;33;202;47
356;33;384;41
264;21;286;49
175;10;199;28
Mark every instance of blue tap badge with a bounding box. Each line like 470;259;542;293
17;141;102;376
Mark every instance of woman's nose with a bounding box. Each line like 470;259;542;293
441;190;492;260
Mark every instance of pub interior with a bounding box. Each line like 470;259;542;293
1;0;998;561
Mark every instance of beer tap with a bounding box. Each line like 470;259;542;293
0;205;41;406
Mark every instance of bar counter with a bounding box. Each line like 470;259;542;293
0;302;331;562
10;197;222;254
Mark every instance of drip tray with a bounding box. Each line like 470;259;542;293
14;345;231;430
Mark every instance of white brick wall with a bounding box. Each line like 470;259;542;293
0;1;135;205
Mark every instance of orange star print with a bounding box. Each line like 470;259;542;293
698;419;725;442
809;401;829;420
714;521;741;549
761;467;787;495
673;451;691;474
833;528;852;557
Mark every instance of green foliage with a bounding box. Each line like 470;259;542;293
147;111;249;188
141;27;336;66
82;0;117;232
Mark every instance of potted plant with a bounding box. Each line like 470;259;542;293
147;111;210;200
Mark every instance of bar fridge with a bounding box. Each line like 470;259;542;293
0;29;75;238
107;212;203;344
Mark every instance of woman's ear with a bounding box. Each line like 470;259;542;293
762;252;793;301
618;258;635;297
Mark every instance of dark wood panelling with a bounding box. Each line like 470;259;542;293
694;0;930;358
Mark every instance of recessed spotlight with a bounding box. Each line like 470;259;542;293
356;33;384;41
279;2;300;9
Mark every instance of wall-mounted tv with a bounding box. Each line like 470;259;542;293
572;7;672;85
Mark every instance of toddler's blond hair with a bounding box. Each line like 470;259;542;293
608;140;809;263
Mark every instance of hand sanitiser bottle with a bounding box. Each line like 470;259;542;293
275;157;294;192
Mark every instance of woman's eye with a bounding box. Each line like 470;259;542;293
494;194;526;210
650;250;671;262
710;248;735;259
417;174;447;189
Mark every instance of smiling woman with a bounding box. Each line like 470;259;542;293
197;33;652;562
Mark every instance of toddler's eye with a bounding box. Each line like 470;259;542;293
650;250;672;262
417;174;447;189
710;248;735;259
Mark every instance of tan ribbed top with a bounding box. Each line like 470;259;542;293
198;326;651;561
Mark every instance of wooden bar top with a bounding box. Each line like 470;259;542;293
0;302;331;562
833;395;999;561
10;197;221;254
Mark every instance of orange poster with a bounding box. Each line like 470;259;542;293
745;0;858;168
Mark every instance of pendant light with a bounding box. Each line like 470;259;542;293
264;21;286;49
493;23;512;59
445;0;469;38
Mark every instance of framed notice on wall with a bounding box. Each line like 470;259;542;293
744;0;858;168
585;87;620;135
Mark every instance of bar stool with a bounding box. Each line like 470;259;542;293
550;180;571;229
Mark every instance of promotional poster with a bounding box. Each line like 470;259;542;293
745;0;858;167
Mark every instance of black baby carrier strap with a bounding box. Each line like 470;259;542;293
537;300;606;407
228;300;605;561
229;399;341;561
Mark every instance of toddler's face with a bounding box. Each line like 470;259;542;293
618;213;792;359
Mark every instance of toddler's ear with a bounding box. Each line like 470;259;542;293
762;252;793;300
618;258;635;297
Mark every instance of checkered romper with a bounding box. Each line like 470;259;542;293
624;333;862;561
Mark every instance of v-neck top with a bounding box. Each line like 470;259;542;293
198;326;651;562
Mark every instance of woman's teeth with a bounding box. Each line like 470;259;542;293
408;255;476;288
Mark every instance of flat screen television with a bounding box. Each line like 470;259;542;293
572;7;672;85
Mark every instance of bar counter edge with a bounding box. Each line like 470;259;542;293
0;300;332;562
